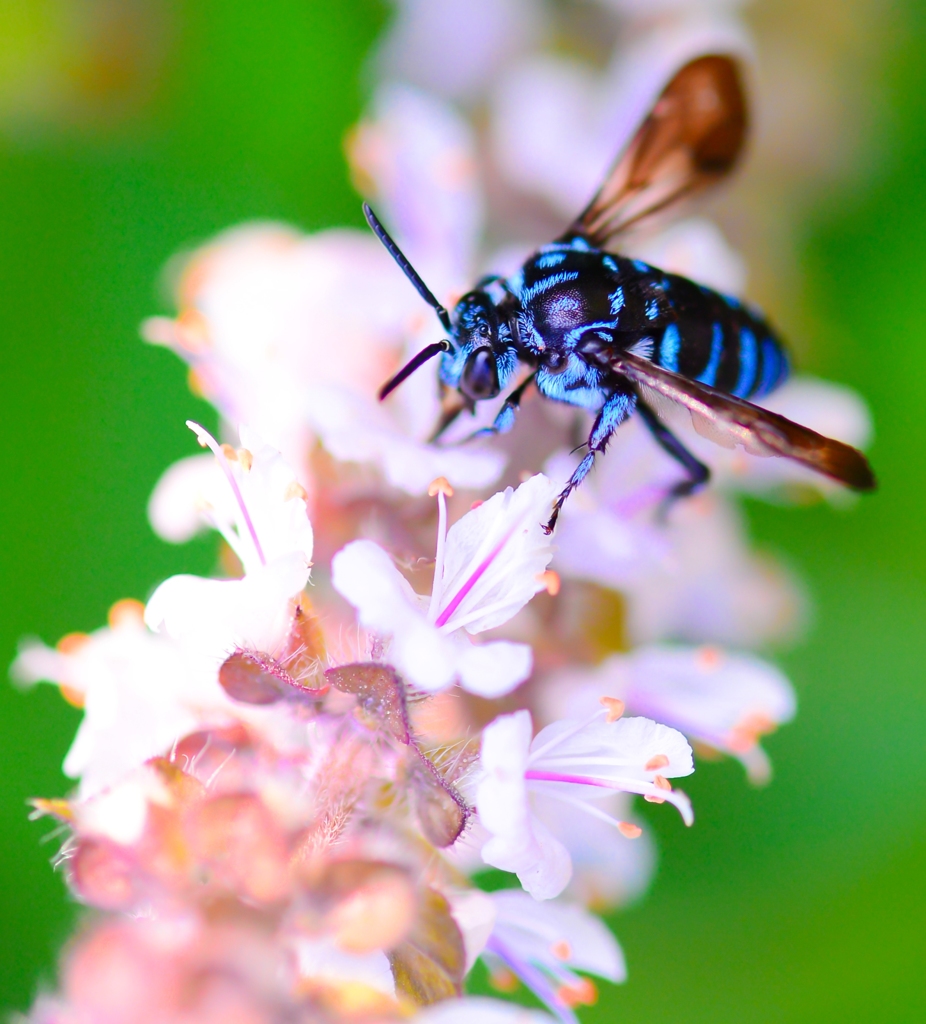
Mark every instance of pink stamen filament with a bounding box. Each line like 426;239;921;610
433;524;517;629
525;770;632;790
187;420;267;567
526;770;693;825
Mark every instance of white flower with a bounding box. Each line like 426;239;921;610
344;84;511;476
142;217;503;497
294;937;395;997
530;793;655;909
489;16;751;221
11;602;234;798
482;890;625;1024
477;709;693;900
548;437;804;647
142;225;412;474
374;0;547;103
623;493;805;647
541;646;796;784
332;474;558;697
145;423;313;662
416;997;553;1024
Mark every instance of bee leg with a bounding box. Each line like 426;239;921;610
461;373;536;442
545;390;636;534
635;399;710;517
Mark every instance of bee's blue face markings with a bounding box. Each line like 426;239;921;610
440;290;517;396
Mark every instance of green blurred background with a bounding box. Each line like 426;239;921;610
1;2;924;1020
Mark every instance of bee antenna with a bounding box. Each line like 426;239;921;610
363;202;453;334
378;339;451;401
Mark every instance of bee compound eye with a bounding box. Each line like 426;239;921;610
461;348;500;401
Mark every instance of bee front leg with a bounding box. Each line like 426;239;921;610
462;373;536;442
635;398;710;517
545;390;636;534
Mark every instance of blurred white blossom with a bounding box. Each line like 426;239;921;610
541;645;796;783
482;889;625;1023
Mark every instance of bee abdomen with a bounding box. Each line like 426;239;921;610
655;273;789;399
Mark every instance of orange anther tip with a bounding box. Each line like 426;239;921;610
284;480;308;502
558;978;597;1007
617;822;642;839
551;940;572;961
56;632;90;655
236;448;253;471
644;794;666;804
654;773;672;791
599;696;625;722
428;477;454;498
108;598;145;629
59;684;85;709
537;570;561;596
489;968;518;993
696;645;723;670
470;499;484;510
645;754;670;771
220;443;238;461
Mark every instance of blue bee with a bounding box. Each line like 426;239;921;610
368;56;875;532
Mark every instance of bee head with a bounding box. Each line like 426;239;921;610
442;290;508;402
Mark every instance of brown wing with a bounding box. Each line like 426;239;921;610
569;55;747;248
612;351;876;491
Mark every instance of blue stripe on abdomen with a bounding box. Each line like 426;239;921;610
659;323;681;372
697;322;724;387
754;338;781;397
733;328;757;397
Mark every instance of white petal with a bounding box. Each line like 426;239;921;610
16;622;233;799
391;615;460;693
532;715;695;782
452;637;533;698
446;888;497;971
295;937;395;996
540;646;795;777
375;0;546;103
532;793;656;909
145;552;309;658
416;997;553;1024
490;890;626;982
347;83;483;293
147;453;222;544
478;711;573;900
331;539;421;635
309;384;505;495
439;474;557;635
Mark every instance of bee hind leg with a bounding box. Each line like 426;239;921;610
636;399;710;518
